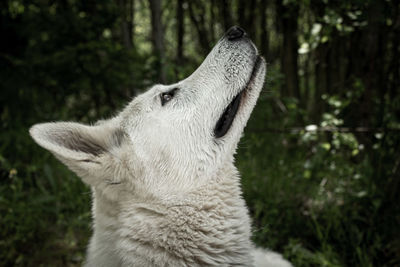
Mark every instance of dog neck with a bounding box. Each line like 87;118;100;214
85;164;253;267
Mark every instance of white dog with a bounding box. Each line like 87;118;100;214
30;26;292;267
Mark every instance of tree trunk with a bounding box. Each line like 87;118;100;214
304;51;311;114
390;5;400;101
176;0;184;64
118;0;134;49
237;0;247;30
277;0;300;99
187;1;211;55
247;0;257;39
237;0;256;38
115;0;135;97
128;0;135;47
259;0;269;58
149;0;166;83
209;0;216;43
218;0;233;31
360;1;385;129
314;42;328;120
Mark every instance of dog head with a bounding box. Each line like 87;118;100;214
30;27;266;200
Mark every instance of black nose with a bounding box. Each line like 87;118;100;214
226;26;246;41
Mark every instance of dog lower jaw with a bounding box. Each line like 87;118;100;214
214;90;243;138
213;55;264;139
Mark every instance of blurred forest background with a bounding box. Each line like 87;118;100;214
1;0;400;266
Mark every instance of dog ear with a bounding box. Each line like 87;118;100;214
30;120;126;184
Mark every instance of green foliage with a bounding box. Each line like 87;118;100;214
0;149;91;265
238;80;400;266
1;0;399;266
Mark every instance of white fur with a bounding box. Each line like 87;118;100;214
30;32;292;266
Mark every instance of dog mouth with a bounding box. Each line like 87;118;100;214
214;56;263;138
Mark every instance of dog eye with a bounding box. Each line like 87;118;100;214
161;88;178;106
